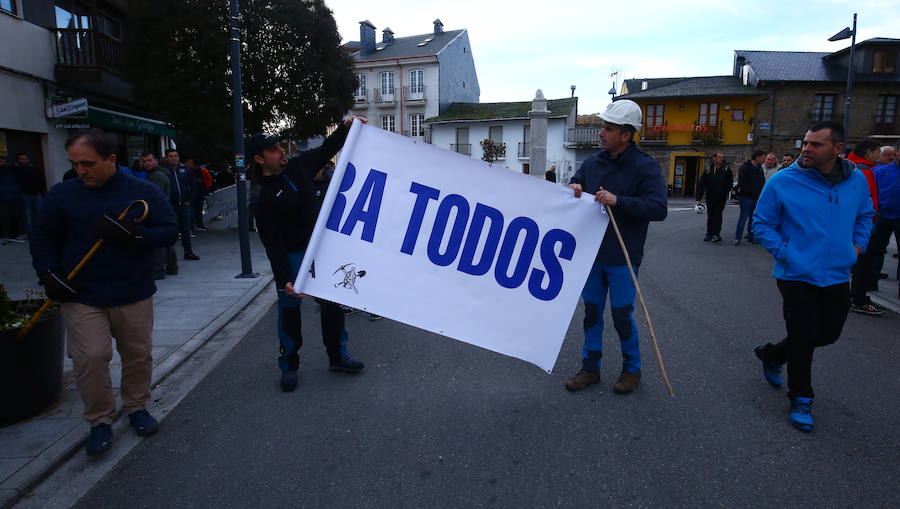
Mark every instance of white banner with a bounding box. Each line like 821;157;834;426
296;121;608;372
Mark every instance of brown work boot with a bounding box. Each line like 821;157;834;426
564;370;601;392
613;371;641;394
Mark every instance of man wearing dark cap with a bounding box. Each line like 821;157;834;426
248;116;368;392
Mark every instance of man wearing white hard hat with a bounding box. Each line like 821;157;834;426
564;99;667;395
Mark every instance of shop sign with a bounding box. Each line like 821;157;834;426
651;125;709;132
52;98;89;118
55;122;91;129
87;107;176;137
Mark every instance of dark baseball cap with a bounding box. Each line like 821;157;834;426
244;132;281;158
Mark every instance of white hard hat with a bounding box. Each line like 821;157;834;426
599;100;643;131
694;203;706;214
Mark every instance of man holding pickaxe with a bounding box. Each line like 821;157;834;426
29;129;177;457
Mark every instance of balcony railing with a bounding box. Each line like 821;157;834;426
691;121;723;144
352;90;368;107
374;87;396;105
641;121;668;143
567;126;601;144
54;29;122;73
451;143;471;155
404;85;426;101
403;129;430;143
518;141;530;158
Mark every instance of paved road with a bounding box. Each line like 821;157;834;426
71;205;900;508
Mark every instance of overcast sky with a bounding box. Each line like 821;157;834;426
325;0;895;114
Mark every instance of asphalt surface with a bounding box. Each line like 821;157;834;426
71;205;900;508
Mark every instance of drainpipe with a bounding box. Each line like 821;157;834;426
768;87;776;152
397;59;404;135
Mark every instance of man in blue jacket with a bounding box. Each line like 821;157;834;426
869;142;900;299
162;149;200;261
30;129;178;456
752;121;874;432
564;100;668;395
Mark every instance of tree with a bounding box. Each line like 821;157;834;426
125;0;355;165
480;139;506;163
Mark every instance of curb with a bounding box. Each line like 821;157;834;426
0;274;274;509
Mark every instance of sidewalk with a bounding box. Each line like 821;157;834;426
0;225;273;508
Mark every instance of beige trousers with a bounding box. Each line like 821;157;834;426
62;298;154;426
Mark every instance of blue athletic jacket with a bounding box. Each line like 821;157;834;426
752;157;875;287
30;169;178;307
569;142;668;266
874;162;900;220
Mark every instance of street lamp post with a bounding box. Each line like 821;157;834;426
829;13;857;135
229;0;256;278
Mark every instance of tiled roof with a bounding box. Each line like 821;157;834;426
735;51;837;81
617;76;764;99
622;78;683;95
424;98;577;123
353;29;465;62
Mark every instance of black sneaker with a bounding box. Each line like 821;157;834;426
196;226;208;232
733;238;741;246
330;356;365;373
850;303;885;316
184;252;200;261
128;409;159;436
86;423;113;456
280;370;298;392
711;235;722;243
703;234;712;242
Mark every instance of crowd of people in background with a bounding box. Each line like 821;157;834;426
0;153;47;244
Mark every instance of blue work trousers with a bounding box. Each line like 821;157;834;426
580;262;641;373
276;251;348;372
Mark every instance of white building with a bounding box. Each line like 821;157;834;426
346;19;479;141
425;91;579;182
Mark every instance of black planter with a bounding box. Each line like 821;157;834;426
0;305;65;426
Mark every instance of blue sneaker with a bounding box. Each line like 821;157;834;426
789;397;814;432
128;409;159;436
754;345;783;388
329;356;365;373
86;423;113;457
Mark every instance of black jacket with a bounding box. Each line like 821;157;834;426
569;142;668;266
252;122;349;288
163;163;193;204
695;164;734;202
736;160;765;199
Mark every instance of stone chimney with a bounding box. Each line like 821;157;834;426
528;89;550;179
359;20;376;55
433;19;444;36
382;27;394;44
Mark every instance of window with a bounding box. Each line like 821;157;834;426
731;109;744;121
875;95;898;125
812;94;836;121
381;115;395;133
354;74;366;99
380;72;394;94
55;3;90;29
96;14;121;39
1;0;17;15
523;124;530;141
645;104;664;128
489;126;503;143
409;114;424;137
698;103;718;126
409;70;424;94
873;51;897;73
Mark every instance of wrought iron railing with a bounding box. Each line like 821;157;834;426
374;88;397;104
404;85;426;101
518;141;530;158
54;29;122;73
451;143;471;155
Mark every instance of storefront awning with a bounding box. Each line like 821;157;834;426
87;107;176;137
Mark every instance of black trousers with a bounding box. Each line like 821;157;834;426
850;252;874;305
759;279;850;399
869;217;900;281
706;196;727;236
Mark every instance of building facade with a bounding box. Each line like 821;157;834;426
347;19;479;142
425;94;577;181
618;76;766;197
736;38;900;155
0;0;174;185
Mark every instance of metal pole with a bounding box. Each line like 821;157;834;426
229;0;256;278
843;13;857;135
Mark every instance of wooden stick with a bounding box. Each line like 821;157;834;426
17;200;149;341
600;190;674;397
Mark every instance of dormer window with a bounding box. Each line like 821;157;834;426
873;50;896;73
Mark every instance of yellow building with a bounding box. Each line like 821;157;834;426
619;76;768;197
